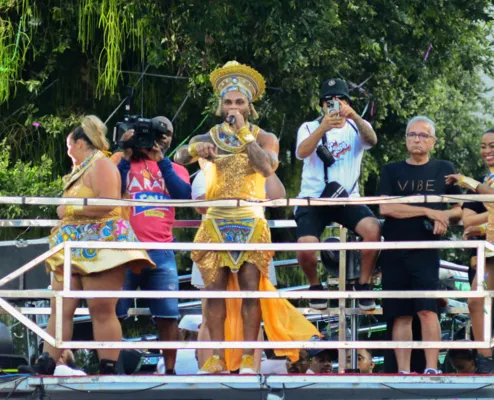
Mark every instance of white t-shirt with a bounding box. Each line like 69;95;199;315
191;169;207;201
54;365;87;376
296;119;372;198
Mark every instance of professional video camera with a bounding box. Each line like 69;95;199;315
112;87;169;150
114;116;167;150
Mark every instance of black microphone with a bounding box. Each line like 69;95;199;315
226;115;236;125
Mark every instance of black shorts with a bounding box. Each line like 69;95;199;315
294;204;376;239
380;249;440;318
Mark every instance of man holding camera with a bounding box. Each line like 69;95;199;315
111;116;191;375
295;78;381;311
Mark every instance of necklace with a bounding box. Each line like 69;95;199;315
69;150;98;179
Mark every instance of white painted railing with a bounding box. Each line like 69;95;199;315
0;195;492;362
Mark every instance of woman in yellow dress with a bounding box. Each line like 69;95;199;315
21;116;153;375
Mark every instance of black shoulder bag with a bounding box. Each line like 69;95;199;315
319;132;359;199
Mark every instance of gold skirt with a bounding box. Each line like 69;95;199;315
46;218;154;281
191;217;273;287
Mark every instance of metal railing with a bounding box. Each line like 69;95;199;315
0;194;491;372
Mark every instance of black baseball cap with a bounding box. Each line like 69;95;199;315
151;116;173;135
319;78;351;103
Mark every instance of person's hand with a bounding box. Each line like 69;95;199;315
120;130;134;161
463;225;483;239
57;205;66;219
319;110;346;132
425;209;450;235
445;174;464;186
227;110;247;132
141;142;164;162
336;99;358;120
194;142;217;160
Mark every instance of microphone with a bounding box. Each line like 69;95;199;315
226;115;236;126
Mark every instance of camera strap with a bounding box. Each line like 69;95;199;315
321;132;330;185
320;125;359;196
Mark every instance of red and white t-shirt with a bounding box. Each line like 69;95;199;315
122;157;190;243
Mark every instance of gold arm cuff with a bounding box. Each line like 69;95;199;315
66;205;84;217
459;176;481;192
479;223;488;236
188;142;200;158
237;126;255;145
65;205;74;218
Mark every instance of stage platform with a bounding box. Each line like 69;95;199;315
2;374;494;400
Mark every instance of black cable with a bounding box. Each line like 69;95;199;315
3;376;29;400
171;93;190;123
104;64;151;125
380;382;492;398
219;383;263;392
55;382;168;395
278;383;315;390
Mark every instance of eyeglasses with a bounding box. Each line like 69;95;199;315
406;132;434;140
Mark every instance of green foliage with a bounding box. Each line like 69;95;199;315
0;141;62;219
0;0;492;247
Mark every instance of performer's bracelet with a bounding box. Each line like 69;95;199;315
478;223;488;236
237;126;256;145
66;205;83;217
459;176;481;192
188;142;200;158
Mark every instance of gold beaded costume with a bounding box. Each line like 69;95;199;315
46;151;154;280
191;122;273;285
191;62;320;371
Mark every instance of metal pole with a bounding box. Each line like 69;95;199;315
484;294;492;350
477;244;485;292
338;226;347;372
350;296;358;371
55;294;63;348
63;242;72;291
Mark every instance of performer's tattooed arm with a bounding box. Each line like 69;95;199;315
246;131;279;177
174;134;213;165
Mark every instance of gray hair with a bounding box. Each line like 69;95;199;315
406;116;436;137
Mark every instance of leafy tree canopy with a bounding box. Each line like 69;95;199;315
0;0;493;217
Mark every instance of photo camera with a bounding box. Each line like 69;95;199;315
114;116;168;150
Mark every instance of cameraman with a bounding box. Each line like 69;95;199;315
111;116;191;375
295;78;381;311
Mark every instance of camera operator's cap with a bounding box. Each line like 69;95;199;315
210;61;266;102
319;78;351;102
151;116;173;135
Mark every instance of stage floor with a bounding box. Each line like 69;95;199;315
2;374;494;400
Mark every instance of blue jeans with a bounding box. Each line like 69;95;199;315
116;249;179;319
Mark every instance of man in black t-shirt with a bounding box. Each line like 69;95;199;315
378;116;462;374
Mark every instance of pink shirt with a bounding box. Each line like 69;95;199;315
123;158;190;243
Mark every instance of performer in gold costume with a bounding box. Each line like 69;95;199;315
21;116;153;376
175;61;320;374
